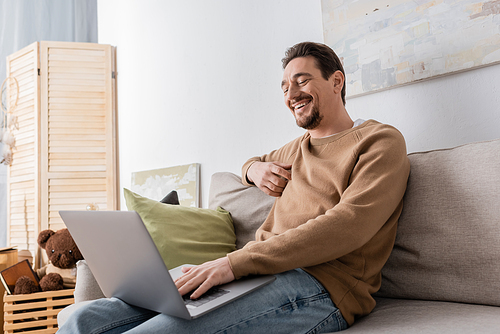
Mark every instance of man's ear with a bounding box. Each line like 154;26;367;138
330;70;344;94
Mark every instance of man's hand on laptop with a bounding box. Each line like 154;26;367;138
175;257;235;299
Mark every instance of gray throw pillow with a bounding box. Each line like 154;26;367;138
208;172;275;249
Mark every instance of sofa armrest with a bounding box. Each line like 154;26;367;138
58;260;106;328
74;260;105;303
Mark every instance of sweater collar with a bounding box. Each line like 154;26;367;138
309;119;376;146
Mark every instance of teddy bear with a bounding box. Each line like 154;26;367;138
13;228;84;294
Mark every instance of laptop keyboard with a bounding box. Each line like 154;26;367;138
183;287;230;308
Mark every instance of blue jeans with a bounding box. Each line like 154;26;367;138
58;269;347;333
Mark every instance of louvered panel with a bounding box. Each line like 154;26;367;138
6;42;40;265
13;69;34;83
40;41;117;234
49;117;106;126
49;158;106;166
49;115;106;123
49;152;106;160
49;196;107;205
49;183;107;192
6;41;117;269
49;127;105;135
49;134;106;141
16;82;35;97
9;146;35;161
16;129;36;142
15;105;35;120
48;177;108;230
48;111;106;119
14;127;36;142
49;190;107;201
14;137;35;148
14;103;34;115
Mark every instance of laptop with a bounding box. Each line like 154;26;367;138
59;210;275;319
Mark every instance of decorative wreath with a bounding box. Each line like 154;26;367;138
0;76;19;165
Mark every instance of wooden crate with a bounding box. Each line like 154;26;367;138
3;289;74;334
0;249;19;328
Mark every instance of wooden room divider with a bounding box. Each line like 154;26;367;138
4;41;118;268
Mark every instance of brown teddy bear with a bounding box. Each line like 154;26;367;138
14;228;84;294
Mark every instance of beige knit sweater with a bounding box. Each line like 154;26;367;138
226;120;410;325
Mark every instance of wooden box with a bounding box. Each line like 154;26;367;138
0;249;19;328
3;289;74;334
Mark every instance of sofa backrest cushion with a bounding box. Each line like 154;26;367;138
377;139;500;306
208;172;275;249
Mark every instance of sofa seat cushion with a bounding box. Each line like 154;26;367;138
342;298;500;334
377;139;500;306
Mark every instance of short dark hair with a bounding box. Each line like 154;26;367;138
282;42;346;105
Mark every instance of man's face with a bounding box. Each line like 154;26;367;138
281;56;333;130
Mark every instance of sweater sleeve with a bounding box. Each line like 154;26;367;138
228;127;410;278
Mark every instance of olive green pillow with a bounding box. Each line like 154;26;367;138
124;189;236;269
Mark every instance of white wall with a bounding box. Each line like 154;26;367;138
98;0;500;208
347;65;500;154
98;0;323;208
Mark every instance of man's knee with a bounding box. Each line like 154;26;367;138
58;299;97;328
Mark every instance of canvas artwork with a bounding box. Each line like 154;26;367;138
131;163;200;207
322;0;500;97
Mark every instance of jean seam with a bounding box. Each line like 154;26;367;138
305;307;347;334
215;292;332;334
90;312;156;334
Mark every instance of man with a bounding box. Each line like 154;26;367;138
59;42;410;333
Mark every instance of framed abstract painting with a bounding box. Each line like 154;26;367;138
322;0;500;97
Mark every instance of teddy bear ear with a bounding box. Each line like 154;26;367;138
38;230;55;249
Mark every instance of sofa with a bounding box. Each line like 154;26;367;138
59;138;500;333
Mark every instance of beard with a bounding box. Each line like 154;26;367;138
295;104;323;130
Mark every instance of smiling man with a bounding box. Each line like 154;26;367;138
59;42;410;333
282;54;346;134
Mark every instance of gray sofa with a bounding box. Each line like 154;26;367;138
59;138;500;333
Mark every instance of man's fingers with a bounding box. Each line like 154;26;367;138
247;161;292;188
270;166;291;182
263;178;287;196
263;187;283;197
274;162;292;169
191;279;214;299
181;266;194;274
176;271;206;296
274;163;292;177
175;267;201;290
175;257;235;298
268;174;288;188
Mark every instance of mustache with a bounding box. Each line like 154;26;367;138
290;94;312;104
